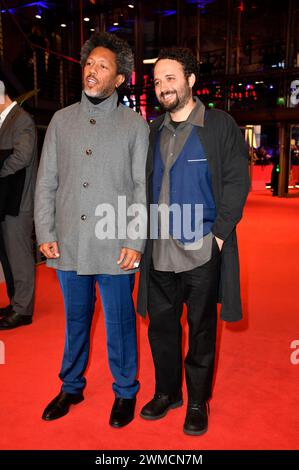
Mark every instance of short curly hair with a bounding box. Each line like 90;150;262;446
80;32;134;83
155;47;199;81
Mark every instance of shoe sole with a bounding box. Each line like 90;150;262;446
109;416;134;428
42;396;84;421
183;425;208;436
0;320;32;330
140;400;183;421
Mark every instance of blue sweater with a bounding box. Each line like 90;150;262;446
152;126;216;244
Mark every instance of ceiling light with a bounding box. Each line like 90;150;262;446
84;17;90;22
143;58;158;64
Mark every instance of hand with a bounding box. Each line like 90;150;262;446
215;236;224;252
117;247;141;271
39;241;60;259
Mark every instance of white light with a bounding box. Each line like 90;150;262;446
84;17;90;22
61;24;67;28
128;4;134;8
90;28;95;32
35;14;41;19
113;22;119;26
143;58;158;64
123;95;130;107
238;83;243;86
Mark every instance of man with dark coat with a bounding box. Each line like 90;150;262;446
137;48;249;436
0;79;37;329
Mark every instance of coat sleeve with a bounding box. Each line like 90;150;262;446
34;114;59;245
123;117;149;253
0;112;36;178
212;114;250;241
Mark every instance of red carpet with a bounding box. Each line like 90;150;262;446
0;191;299;450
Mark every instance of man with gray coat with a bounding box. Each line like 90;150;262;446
34;33;148;427
0;79;37;329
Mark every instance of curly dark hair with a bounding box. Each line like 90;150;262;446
80;32;134;83
155;47;199;81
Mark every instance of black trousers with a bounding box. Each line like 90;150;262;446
0;214;35;316
148;238;221;403
0;224;14;301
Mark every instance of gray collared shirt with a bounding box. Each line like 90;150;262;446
152;97;214;273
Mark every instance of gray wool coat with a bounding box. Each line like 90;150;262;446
34;91;149;275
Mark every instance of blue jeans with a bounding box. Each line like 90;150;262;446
56;270;139;398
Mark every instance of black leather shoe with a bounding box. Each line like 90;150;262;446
0;305;13;317
140;393;183;420
42;391;84;421
183;402;209;436
0;311;32;330
109;397;136;428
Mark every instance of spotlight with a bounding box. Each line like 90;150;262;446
61;24;67;28
84;17;90;22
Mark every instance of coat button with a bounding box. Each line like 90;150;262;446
90;118;96;125
83;182;89;188
86;149;92;156
81;214;87;221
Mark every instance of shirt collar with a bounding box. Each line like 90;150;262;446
80;90;119;115
0;101;17;124
159;96;205;131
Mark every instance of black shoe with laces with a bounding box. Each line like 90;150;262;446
140;393;183;420
183;401;209;436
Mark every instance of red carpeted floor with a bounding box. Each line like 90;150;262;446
0;191;299;450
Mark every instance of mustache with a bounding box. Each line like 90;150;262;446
160;91;176;99
86;74;98;82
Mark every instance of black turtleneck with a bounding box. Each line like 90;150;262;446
84;92;110;105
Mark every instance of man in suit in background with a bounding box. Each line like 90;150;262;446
0;79;38;329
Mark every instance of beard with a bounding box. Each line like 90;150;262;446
158;84;192;112
84;77;115;99
84;86;113;99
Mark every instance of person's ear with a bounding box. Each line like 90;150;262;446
188;73;196;88
116;74;125;89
